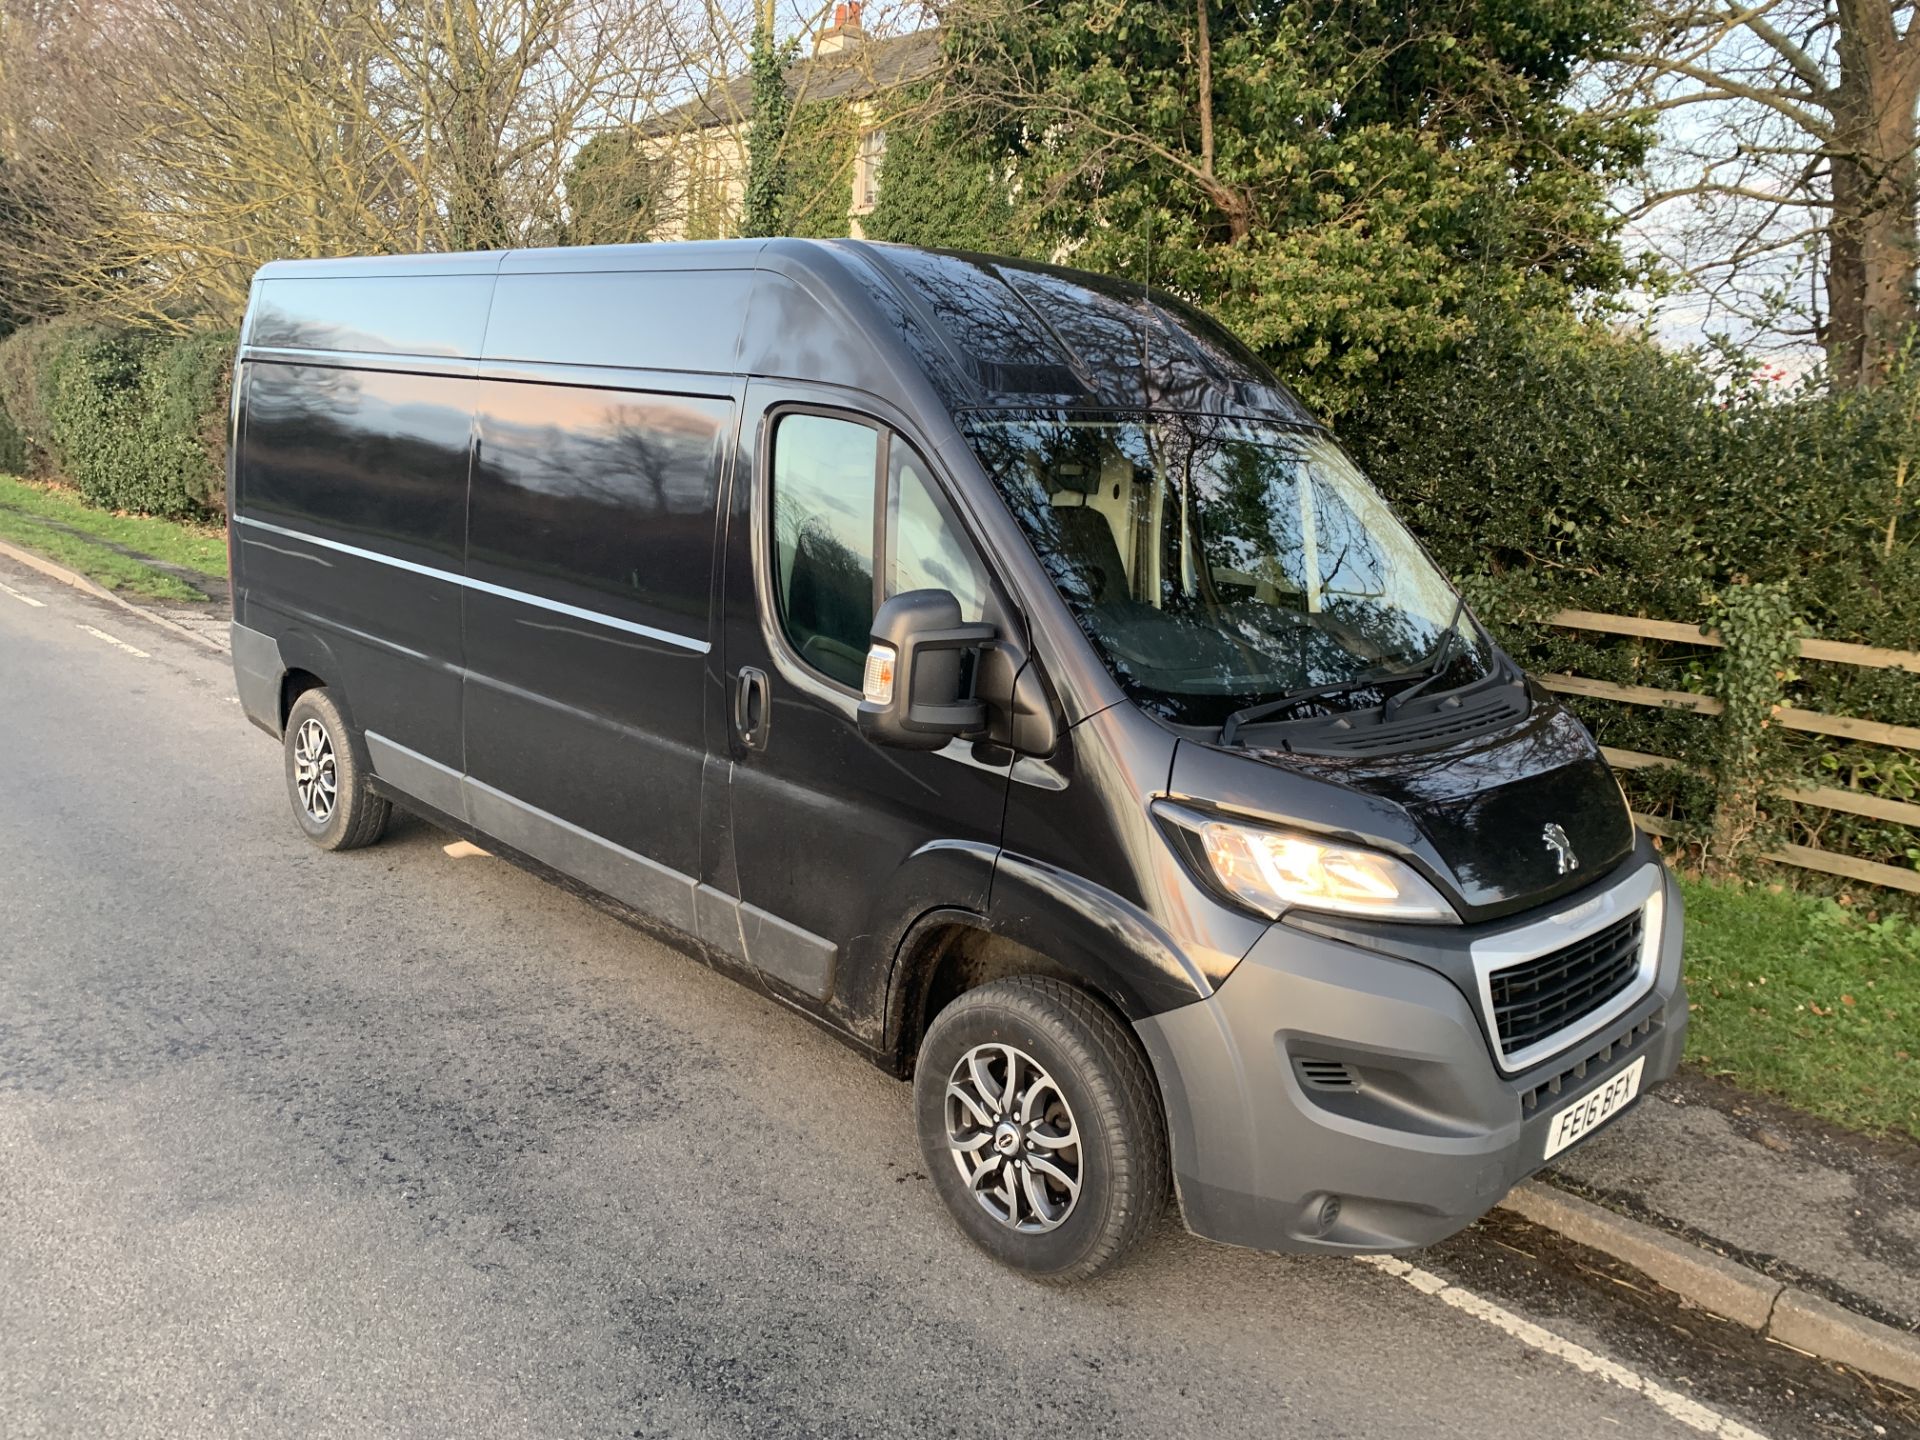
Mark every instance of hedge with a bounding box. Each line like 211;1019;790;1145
0;403;24;475
0;315;99;477
0;319;233;516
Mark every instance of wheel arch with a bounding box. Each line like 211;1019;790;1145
273;627;349;728
883;857;1215;1078
885;914;1087;1077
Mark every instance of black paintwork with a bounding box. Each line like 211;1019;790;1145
230;236;1641;1075
464;371;732;879
1165;685;1635;923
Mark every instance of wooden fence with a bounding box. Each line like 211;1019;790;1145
1532;609;1920;895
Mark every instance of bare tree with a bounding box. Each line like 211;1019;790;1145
1604;2;1920;387
0;0;689;326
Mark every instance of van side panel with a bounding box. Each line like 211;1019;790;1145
461;376;732;881
234;359;474;765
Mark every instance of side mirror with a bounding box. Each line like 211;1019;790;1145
857;589;995;750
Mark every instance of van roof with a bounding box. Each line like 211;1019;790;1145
250;238;1315;422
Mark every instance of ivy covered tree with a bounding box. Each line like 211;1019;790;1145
864;112;1017;253
939;0;1649;413
742;1;795;237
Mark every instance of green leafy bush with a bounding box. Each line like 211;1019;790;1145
0;315;99;476
147;329;235;512
0;404;24;474
775;100;860;238
41;324;234;517
865;116;1018;253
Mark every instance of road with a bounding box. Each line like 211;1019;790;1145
0;557;1903;1440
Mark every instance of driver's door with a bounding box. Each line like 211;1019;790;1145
716;386;1015;1032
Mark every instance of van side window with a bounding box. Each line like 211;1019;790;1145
772;414;880;688
888;446;989;622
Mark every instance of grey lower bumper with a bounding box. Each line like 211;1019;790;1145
1135;867;1687;1254
231;621;284;737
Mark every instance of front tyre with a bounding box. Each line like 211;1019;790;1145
914;977;1168;1282
283;687;390;851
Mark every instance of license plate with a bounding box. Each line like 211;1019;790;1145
1543;1056;1645;1160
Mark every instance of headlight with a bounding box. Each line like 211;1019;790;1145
1155;802;1457;923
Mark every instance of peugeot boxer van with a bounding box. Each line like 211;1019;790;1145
229;239;1685;1280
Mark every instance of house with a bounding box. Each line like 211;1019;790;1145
639;3;940;242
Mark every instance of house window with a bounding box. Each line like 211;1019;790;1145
853;127;887;214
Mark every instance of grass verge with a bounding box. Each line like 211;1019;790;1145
1681;872;1920;1141
0;474;224;601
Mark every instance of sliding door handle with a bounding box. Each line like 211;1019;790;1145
733;666;771;750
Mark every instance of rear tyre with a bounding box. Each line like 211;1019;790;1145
283;687;390;851
914;976;1168;1283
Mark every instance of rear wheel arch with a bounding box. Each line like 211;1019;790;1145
271;626;349;729
278;667;326;730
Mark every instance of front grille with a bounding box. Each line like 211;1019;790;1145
1489;911;1645;1059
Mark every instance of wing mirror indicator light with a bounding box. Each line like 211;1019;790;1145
863;644;897;706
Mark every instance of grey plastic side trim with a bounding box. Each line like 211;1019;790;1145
463;775;700;937
363;732;465;820
230;621;285;736
361;732;836;998
232;515;710;654
694;883;747;964
737;900;836;1000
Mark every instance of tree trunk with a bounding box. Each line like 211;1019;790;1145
443;29;512;250
1196;0;1213;178
1825;0;1920;388
1192;1;1250;244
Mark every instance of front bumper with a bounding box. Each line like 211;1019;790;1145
1134;854;1687;1254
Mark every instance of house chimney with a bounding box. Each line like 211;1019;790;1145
814;0;866;54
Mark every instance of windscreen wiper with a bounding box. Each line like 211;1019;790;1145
1218;673;1392;746
1218;596;1472;747
1380;596;1468;723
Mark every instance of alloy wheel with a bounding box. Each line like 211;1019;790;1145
944;1042;1083;1233
292;717;337;823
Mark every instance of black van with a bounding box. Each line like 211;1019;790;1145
229;239;1685;1280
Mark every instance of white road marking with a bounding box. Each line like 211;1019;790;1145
75;624;149;659
1357;1254;1773;1440
0;579;46;607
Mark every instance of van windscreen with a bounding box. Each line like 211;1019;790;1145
962;412;1491;729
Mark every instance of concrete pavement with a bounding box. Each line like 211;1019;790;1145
0;555;1909;1440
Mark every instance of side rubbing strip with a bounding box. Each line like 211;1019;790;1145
232;515;710;654
364;732;465;818
364;731;701;937
463;776;701;937
363;733;839;1002
737;901;837;1000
